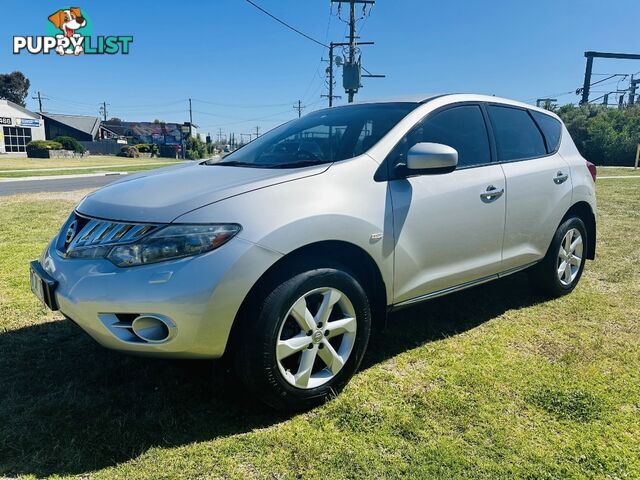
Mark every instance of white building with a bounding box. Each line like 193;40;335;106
0;100;46;156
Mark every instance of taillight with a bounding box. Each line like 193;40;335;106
586;161;597;182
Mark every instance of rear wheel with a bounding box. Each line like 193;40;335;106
234;266;371;411
528;216;587;297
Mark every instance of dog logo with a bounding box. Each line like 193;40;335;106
13;7;133;56
48;7;87;55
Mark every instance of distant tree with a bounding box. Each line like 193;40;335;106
186;136;208;160
153;119;165;124
0;71;30;107
556;104;640;166
107;117;122;124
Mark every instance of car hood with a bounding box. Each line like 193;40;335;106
76;161;329;223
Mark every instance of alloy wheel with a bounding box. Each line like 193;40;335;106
557;228;583;286
276;287;357;389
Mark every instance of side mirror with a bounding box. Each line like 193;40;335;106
405;142;458;173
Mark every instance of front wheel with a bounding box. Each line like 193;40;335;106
234;266;371;411
528;216;587;298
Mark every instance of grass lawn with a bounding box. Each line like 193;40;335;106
0;155;183;178
597;166;640;177
0;179;639;479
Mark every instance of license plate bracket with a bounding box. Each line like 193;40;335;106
29;260;59;311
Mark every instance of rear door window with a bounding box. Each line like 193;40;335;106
530;110;562;153
487;105;547;161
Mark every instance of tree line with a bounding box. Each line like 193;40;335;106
555;104;640;166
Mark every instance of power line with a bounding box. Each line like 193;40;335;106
300;7;333;104
192;98;293;109
45;95;188;110
199;100;325;129
203;108;297;128
244;0;328;48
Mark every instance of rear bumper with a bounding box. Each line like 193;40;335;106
38;234;281;358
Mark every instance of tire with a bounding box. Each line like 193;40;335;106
233;265;371;411
528;216;587;298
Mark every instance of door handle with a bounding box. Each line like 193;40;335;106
554;171;569;184
480;185;504;201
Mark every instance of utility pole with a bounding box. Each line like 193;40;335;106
321;43;342;107
31;91;47;113
188;98;193;136
99;102;109;122
580;51;640;105
294;100;305;118
330;0;382;103
629;75;639;106
347;0;356;103
218;128;223;143
255;126;260;138
326;44;335;107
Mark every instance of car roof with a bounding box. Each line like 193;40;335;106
351;93;560;119
352;94;443;104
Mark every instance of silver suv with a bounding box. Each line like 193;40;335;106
30;94;597;410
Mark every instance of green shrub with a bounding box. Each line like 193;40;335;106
186;136;207;160
118;146;140;158
133;143;151;153
132;144;159;157
26;140;63;158
53;136;86;153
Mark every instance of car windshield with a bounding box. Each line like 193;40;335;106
207;102;419;169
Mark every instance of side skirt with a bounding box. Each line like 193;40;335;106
388;261;539;312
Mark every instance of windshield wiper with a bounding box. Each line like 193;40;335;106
270;160;331;169
206;159;330;169
207;160;262;168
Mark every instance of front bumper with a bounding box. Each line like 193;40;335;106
39;234;281;358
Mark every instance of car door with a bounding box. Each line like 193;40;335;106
486;105;572;271
388;104;507;304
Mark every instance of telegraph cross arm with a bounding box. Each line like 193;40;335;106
580;51;640;105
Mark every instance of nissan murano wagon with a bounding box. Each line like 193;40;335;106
31;94;597;410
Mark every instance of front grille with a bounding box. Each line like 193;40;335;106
57;212;161;255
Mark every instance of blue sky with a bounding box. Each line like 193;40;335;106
4;0;640;138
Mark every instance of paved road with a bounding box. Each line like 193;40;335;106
0;174;125;196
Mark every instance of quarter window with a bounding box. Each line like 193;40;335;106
391;105;491;169
530;110;562;153
487;105;547;161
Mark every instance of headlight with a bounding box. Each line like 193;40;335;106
106;224;241;267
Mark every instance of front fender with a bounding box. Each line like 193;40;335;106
174;157;394;302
